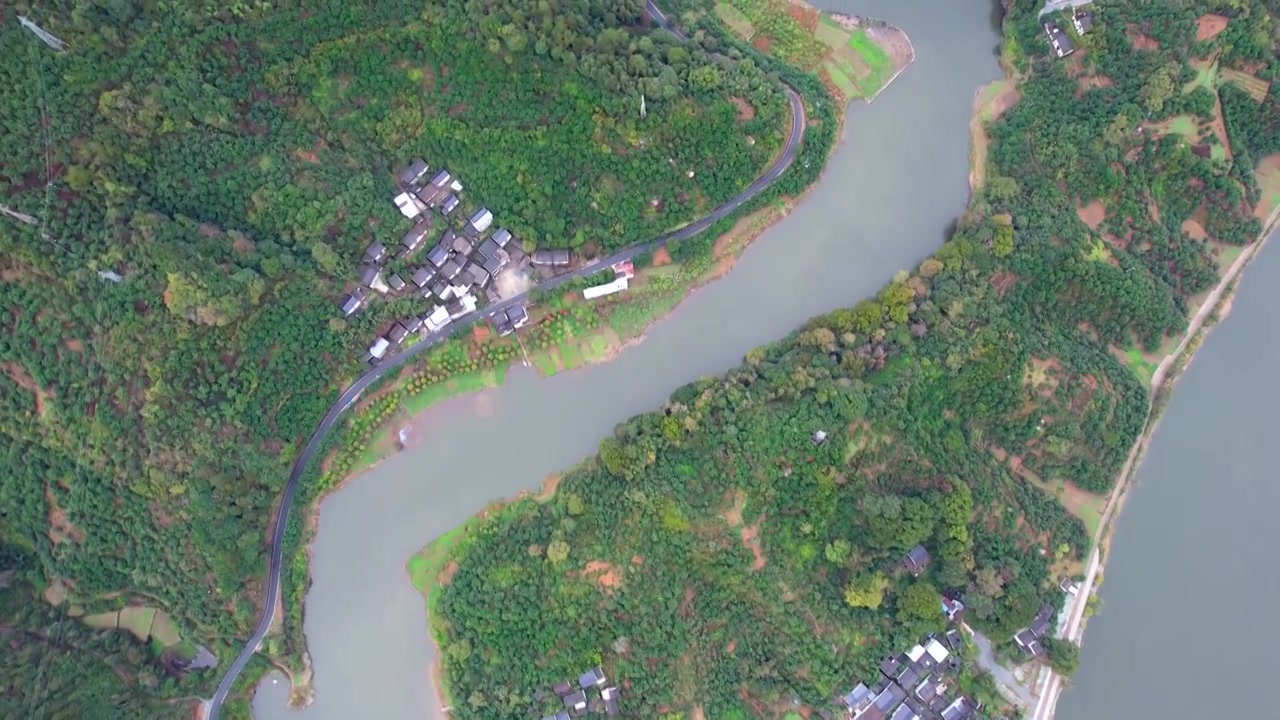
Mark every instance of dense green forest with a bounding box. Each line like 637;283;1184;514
0;0;796;713
427;0;1279;718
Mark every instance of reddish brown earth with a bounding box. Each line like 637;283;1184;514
1195;14;1229;42
1076;200;1106;229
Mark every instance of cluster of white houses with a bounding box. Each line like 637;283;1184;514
838;634;982;720
338;158;534;363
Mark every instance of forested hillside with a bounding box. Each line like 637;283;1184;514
0;0;791;713
426;0;1280;718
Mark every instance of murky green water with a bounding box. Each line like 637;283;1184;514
253;2;1004;717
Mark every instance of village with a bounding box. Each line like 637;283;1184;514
335;159;636;364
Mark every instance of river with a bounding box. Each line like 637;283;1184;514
253;1;1004;717
1057;230;1280;720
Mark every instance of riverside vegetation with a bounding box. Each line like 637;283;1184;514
418;1;1280;718
0;0;828;716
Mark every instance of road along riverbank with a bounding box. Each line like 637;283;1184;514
1029;202;1280;720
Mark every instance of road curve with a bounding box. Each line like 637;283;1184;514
206;5;806;716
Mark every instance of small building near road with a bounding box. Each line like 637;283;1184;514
531;248;571;267
482;254;504;277
941;596;965;621
1059;576;1081;595
368;336;390;360
506;303;529;329
842;682;875;715
477;238;502;262
387;323;410;346
357;264;381;288
398;158;429;187
337;288;367;317
363;241;388;264
491;227;513;247
423;304;451;333
904;545;930;576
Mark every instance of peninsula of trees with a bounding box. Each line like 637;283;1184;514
422;0;1280;718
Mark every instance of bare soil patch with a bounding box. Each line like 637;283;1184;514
438;560;459;587
3;362;52;416
1195;14;1229;42
720;489;746;527
786;2;820;32
1180;218;1208;241
752;35;772;52
582;561;623;592
730;96;756;122
650;247;672;266
1126;27;1160;51
740;522;766;570
64;339;83;352
1076;200;1105;230
46;487;83;545
969;81;1021;192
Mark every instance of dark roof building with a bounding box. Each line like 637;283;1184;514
363;242;388;264
477;238;501;261
551;680;573;696
1044;22;1075;57
440;259;463;281
426;243;450;268
387;323;409;345
842;683;875;714
578;667;606;689
402;221;430;252
450;231;472;255
939;697;975;720
440;194;460;215
401;315;424;335
880;655;902;679
493;313;513;336
601;686;620;716
429;169;452;188
506;304;529;328
482;255;504;277
944;629;962;650
337;287;367;317
399;158;429;187
889;704;921;720
465;263;490;288
904;545;930;576
531;248;571;266
1030;616;1052;638
357;264;381;288
429;280;449;299
564;690;588;713
491;227;513;247
386;273;406;292
865;682;908;720
411;266;435;288
1073;10;1094;35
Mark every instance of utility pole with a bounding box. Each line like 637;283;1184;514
19;16;67;52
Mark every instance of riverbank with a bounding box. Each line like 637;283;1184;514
1030;201;1280;720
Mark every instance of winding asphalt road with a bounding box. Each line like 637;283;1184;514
205;5;806;717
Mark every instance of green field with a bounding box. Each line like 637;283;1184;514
715;2;756;39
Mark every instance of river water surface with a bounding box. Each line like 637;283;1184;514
254;1;1004;717
1057;230;1280;720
